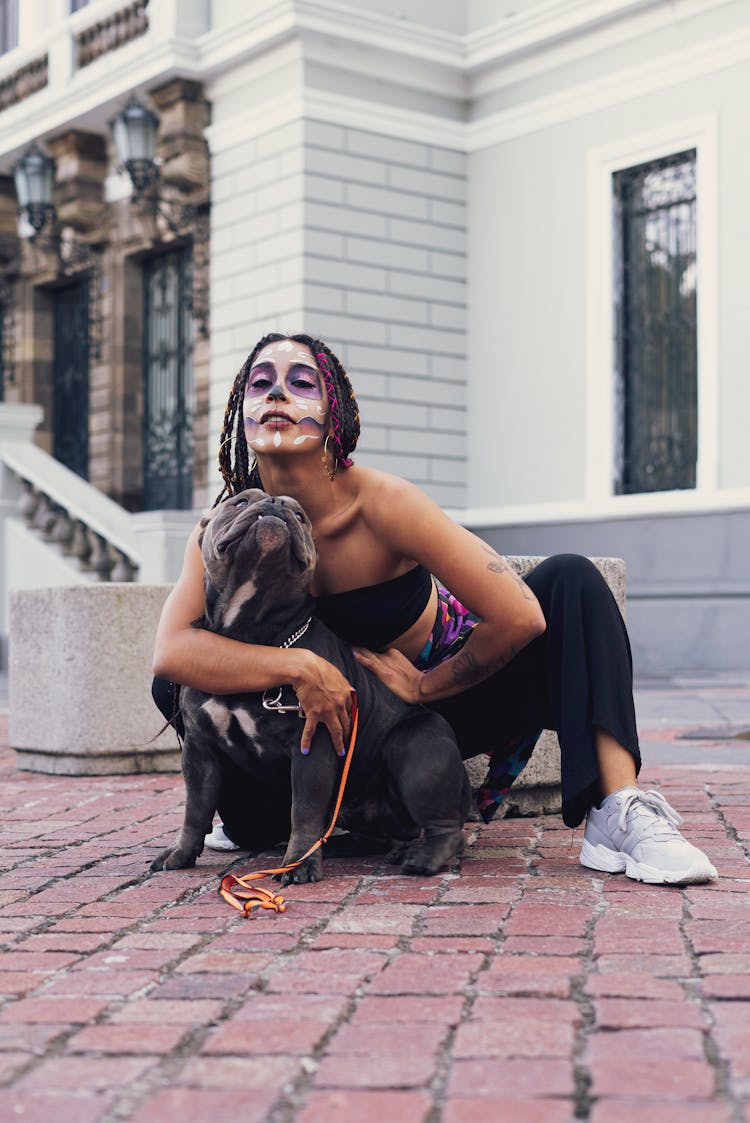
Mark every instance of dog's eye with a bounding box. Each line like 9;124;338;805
295;511;305;522
234;498;248;508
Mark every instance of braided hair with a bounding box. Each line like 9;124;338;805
214;333;361;505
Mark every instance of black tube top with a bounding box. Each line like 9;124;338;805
314;564;433;650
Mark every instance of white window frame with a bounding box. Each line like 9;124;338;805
585;114;718;509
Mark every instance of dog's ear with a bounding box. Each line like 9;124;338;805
197;513;211;550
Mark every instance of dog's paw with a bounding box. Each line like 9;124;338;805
401;831;464;877
150;847;197;872
279;855;324;885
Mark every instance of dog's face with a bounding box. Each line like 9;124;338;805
198;489;316;634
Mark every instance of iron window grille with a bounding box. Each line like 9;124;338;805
142;246;194;510
613;149;698;495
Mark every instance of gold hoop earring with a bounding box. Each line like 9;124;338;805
322;433;337;482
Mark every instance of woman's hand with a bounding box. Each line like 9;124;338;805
353;647;424;705
292;651;355;756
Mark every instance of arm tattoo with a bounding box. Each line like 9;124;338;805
451;645;521;687
481;544;537;602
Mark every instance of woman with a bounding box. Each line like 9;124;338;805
152;332;716;886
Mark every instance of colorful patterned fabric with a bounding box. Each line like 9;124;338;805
414;582;543;823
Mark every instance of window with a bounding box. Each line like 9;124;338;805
0;0;18;54
613;150;697;494
142;248;194;510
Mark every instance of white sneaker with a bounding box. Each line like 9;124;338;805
204;823;240;851
580;787;718;885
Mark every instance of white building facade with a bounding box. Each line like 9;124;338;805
0;0;748;673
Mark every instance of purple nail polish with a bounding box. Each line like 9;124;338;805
301;745;310;755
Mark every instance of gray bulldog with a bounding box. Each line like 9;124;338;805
151;488;470;882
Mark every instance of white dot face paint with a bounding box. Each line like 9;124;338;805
242;340;329;454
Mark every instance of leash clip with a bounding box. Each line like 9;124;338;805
262;686;305;717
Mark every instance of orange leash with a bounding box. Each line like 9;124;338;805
219;693;359;918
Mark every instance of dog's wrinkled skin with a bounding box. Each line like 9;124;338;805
151;488;470;882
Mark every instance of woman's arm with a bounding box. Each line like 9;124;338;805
152;523;354;753
355;473;546;705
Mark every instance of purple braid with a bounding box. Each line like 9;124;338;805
317;349;354;468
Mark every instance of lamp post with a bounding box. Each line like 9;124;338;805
110;93;209;337
11;142;56;238
110;96;160;200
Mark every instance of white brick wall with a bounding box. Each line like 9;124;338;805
302;119;468;507
207;116;468;508
207;121;307;497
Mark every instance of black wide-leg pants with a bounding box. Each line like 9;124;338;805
152;553;641;832
429;554;641;827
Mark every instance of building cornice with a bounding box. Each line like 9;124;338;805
0;0;747;165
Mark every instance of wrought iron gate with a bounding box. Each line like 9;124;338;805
613;149;697;494
53;280;90;480
142;247;194;510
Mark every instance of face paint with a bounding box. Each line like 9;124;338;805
243;343;329;453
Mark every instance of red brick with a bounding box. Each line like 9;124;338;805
471;996;581;1023
686;919;750;954
266;969;369;995
18;934;109;953
593;999;704;1029
202;1018;329;1055
454;1018;573;1058
41;970;158;998
419;904;509;936
590;1102;734;1123
446;1057;574;1097
587;1027;705;1061
504;907;590;936
503;936;585;955
14;1054;156;1091
297;1090;432;1123
0;1051;31;1081
0;997;110;1024
313;1052;435;1088
367;953;483;995
110;998;224;1024
66;1024;190;1054
0;1094;107;1123
0;971;49;997
325;904;422;935
590;1059;715;1098
444;1097;574;1122
307;933;399;950
173;1054;294;1087
699;953;750;974
586;974;684;999
149;974;249;1000
352;996;465;1024
709;1002;750;1028
128;1087;279;1123
410;936;495;953
234;993;349;1022
110;932;203;951
440;882;519;904
701;977;750;999
0;950;82;971
173;950;275;974
594;954;693;977
327;1022;446;1055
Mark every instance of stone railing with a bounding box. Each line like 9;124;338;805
0;54;48;112
1;406;139;584
75;0;150;70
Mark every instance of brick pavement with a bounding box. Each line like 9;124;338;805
0;704;749;1123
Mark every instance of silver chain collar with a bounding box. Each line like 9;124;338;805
261;615;312;716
